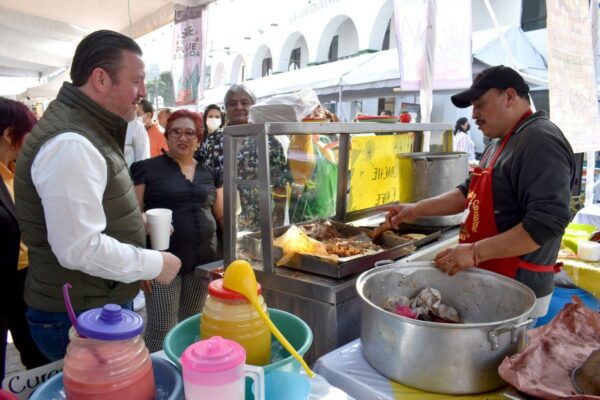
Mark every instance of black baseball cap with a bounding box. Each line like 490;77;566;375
451;65;530;108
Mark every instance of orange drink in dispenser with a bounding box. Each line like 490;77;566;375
201;279;271;365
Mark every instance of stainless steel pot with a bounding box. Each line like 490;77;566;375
397;152;468;226
356;262;535;394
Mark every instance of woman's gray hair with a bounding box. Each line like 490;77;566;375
224;84;257;108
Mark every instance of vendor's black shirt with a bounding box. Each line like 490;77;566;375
131;154;223;274
458;111;575;297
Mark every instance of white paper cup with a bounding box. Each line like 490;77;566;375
146;208;172;250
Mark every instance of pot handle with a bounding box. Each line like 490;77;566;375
487;319;533;350
374;260;395;268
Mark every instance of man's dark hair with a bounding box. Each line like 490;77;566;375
139;99;154;115
70;30;143;87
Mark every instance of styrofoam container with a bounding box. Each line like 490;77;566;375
577;240;600;262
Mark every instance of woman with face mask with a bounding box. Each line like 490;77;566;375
204;105;223;134
196;104;224;168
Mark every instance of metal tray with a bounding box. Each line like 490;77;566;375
371;224;442;248
240;220;417;279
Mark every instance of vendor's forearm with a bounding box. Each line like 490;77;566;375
415;188;466;217
474;223;541;263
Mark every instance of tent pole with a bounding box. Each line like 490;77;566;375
483;0;536;112
585;0;598;206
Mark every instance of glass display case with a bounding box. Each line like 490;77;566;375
219;121;453;363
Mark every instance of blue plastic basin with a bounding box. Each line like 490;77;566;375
29;355;183;400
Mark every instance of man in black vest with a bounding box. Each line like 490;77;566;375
14;30;181;361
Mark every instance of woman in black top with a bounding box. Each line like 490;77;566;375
0;98;48;381
131;109;223;352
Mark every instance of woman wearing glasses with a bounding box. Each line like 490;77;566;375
131;110;224;352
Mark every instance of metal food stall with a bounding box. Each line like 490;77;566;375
200;121;457;363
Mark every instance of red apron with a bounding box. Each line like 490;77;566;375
458;110;557;279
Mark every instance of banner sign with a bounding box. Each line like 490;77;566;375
172;5;208;105
393;0;472;91
348;134;414;212
547;0;600;153
2;359;64;399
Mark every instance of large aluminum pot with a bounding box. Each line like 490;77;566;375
397;152;468;226
357;262;535;394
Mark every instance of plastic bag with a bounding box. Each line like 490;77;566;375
249;88;320;123
498;297;600;399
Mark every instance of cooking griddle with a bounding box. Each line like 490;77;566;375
241;220;417;279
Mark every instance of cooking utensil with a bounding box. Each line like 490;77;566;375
223;260;314;378
366;222;391;241
62;283;85;338
357;262;535;394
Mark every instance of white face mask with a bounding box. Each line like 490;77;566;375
206;118;221;132
136;116;145;124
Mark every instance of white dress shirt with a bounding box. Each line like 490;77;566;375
124;120;150;167
453;130;476;161
31;132;163;283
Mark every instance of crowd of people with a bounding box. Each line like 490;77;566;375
0;29;344;375
0;28;577;381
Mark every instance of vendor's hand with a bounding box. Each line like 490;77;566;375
140;280;153;295
434;243;476;276
155;252;181;284
381;204;419;229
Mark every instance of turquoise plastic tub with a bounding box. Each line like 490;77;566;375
535;286;600;327
163;308;312;373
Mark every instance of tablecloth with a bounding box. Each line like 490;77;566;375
557;247;600;298
573;204;600;229
313;339;507;400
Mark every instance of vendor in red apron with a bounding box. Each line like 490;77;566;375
384;65;575;318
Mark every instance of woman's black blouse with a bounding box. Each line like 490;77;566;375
131;154;223;274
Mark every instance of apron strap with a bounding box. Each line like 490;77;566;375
519;259;561;273
486;109;533;168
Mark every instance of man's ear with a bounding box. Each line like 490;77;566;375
504;88;518;107
89;67;112;94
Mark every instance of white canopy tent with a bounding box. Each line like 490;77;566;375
0;0;211;79
16;71;70;101
199;25;548;107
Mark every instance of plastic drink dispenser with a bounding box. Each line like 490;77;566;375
62;304;155;400
181;336;265;400
201;278;271;365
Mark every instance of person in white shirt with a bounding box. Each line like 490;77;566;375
453;117;476;161
14;30;181;361
124;119;150;167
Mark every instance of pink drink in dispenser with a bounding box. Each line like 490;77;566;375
62;304;155;400
181;336;264;400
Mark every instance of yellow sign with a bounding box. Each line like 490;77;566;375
348;134;414;212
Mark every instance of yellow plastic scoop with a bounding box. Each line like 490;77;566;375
223;260;314;378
